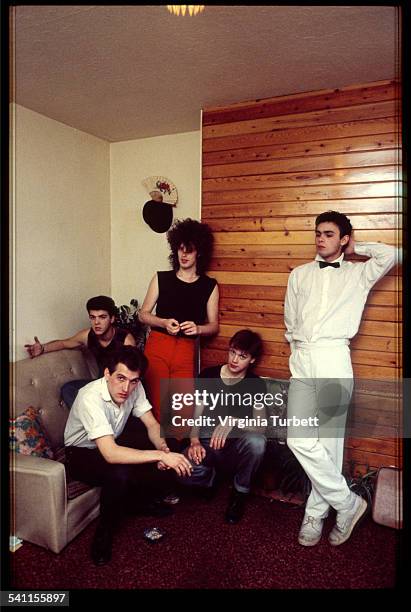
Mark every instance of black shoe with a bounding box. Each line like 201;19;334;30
91;525;113;566
224;490;248;524
139;500;175;518
162;491;180;505
200;484;218;502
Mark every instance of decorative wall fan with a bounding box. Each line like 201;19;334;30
141;176;178;233
142;176;178;206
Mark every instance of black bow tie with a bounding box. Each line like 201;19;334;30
319;261;340;269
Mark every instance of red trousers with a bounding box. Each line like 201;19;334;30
144;331;196;437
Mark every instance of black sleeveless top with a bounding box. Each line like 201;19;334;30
155;270;217;337
87;327;128;376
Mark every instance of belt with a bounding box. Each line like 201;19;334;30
150;328;197;340
294;339;349;349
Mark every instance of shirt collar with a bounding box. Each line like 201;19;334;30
100;377;114;403
314;252;345;265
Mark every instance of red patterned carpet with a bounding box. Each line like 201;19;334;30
10;486;400;591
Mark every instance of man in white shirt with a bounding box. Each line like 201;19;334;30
284;210;397;547
64;345;192;565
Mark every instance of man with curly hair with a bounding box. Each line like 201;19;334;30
139;218;219;439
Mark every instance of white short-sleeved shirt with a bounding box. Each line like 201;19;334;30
64;377;152;449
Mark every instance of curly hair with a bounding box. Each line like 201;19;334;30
167;218;214;275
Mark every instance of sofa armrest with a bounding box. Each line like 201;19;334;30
10;453;68;552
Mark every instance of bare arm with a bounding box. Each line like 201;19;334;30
124;332;136;346
187;398;207;464
25;329;89;359
95;434;192;476
96;434;163;464
138;274;180;335
180;283;220;337
139;410;168;451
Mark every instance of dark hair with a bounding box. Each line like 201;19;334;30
315;211;353;250
86;296;117;318
167;218;214;275
106;345;148;376
229;329;263;363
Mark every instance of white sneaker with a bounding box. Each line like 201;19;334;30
298;514;324;546
329;494;367;546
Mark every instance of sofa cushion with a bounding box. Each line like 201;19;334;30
10;406;54;459
54;446;96;500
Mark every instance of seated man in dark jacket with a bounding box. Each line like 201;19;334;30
176;329;267;524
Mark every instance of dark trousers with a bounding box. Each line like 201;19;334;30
61;379;91;408
65;417;175;530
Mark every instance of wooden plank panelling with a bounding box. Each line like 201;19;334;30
203;150;400;179
211;229;399;245
203;182;400;204
203;166;398;192
203;198;400;219
203;80;397;125
202;118;399;153
201;80;402;476
211;258;401;279
218;284;401;307
209;323;401;354
219;296;401;322
209;271;401;292
203;336;400;369
203;101;398;139
203;134;399;166
207;214;402;232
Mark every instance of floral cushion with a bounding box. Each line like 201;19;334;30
9;406;54;459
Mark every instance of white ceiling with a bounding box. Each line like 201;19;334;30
11;5;400;142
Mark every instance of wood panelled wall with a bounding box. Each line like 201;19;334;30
200;80;402;475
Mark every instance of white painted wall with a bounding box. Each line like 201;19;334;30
10;104;111;361
10;107;201;361
110;131;201;309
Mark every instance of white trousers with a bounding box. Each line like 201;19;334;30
286;342;354;518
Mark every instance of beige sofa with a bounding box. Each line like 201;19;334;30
10;349;102;553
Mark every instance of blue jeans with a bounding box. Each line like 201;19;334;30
60;379;92;408
180;433;266;494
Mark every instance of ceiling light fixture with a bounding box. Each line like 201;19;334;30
167;6;205;17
